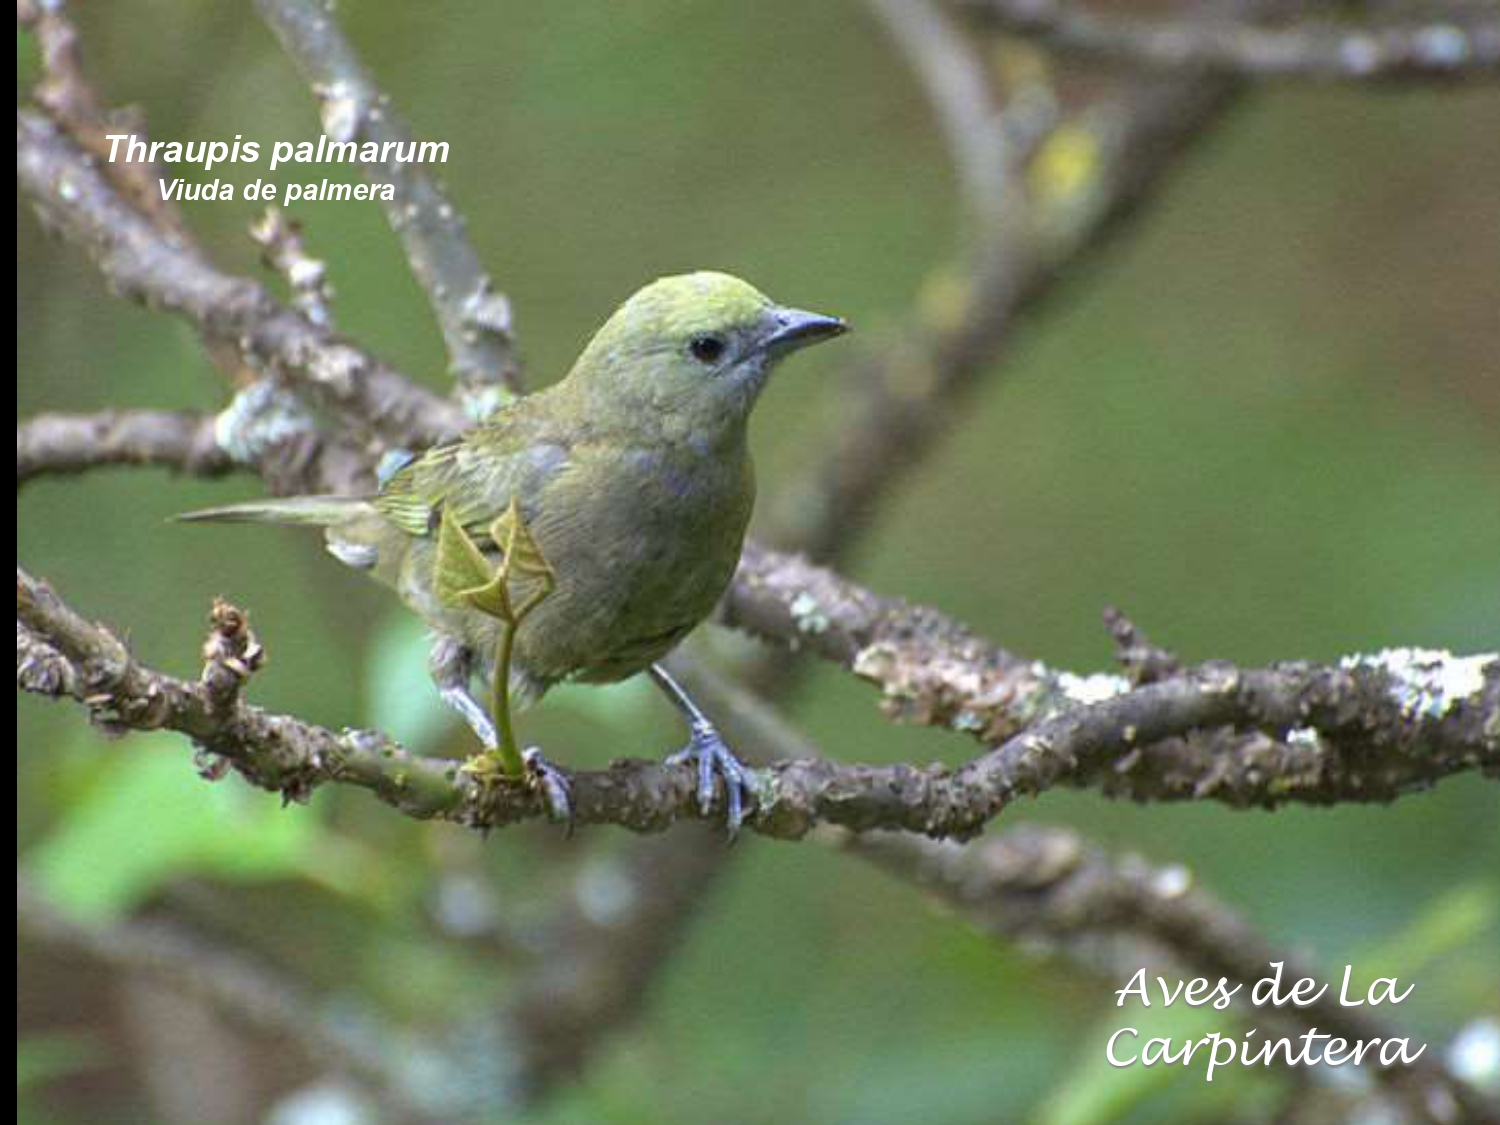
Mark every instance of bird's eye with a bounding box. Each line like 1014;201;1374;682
689;334;726;364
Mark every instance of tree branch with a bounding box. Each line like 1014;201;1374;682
16;410;235;488
14;404;372;498
18;401;1496;837
17;0;187;233
850;827;1499;1124
957;0;1500;82
866;0;1022;227
727;545;1500;821
726;540;1049;740
249;206;336;330
16;110;466;450
20;566;1496;841
773;70;1240;557
255;0;525;411
653;662;1498;1124
21;407;1493;831
15;873;467;1120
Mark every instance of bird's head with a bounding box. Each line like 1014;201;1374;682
566;272;846;435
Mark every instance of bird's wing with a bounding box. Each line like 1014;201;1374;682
374;401;572;540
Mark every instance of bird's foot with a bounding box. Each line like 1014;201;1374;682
666;720;755;839
460;747;573;832
523;747;574;832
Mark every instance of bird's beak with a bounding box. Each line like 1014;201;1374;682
762;306;848;355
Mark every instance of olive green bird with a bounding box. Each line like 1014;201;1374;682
181;272;847;831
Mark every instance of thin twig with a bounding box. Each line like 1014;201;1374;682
772;72;1240;557
17;0;185;232
249;207;336;330
866;0;1019;227
956;0;1500;82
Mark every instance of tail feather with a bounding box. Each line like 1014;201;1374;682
175;495;373;527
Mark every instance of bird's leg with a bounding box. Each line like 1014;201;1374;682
649;663;754;836
431;637;498;746
429;636;572;827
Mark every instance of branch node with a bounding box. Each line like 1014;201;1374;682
200;597;265;716
1103;604;1180;684
16;623;76;698
213;379;319;465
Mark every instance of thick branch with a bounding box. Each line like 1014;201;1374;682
17;110;466;449
16;410;235;487
19;567;1496;841
959;0;1500;82
256;0;524;409
18;566;452;815
655;663;1497;1123
728;544;1500;821
18;437;1496;835
938;652;1499;833
16;406;370;498
726;541;1050;741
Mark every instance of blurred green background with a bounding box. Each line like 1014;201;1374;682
17;3;1500;1123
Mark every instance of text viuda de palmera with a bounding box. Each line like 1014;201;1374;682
105;133;449;203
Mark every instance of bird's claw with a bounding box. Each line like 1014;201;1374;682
666;721;755;838
523;746;574;833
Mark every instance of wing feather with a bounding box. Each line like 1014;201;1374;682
373;400;573;541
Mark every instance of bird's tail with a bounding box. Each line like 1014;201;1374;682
175;495;374;527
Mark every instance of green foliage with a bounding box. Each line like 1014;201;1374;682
24;739;317;922
16;1032;104;1093
1362;880;1499;975
1035;1006;1272;1125
16;1032;107;1125
366;611;452;752
437;498;557;777
435;499;557;626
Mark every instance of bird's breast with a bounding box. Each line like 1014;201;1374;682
515;441;755;685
